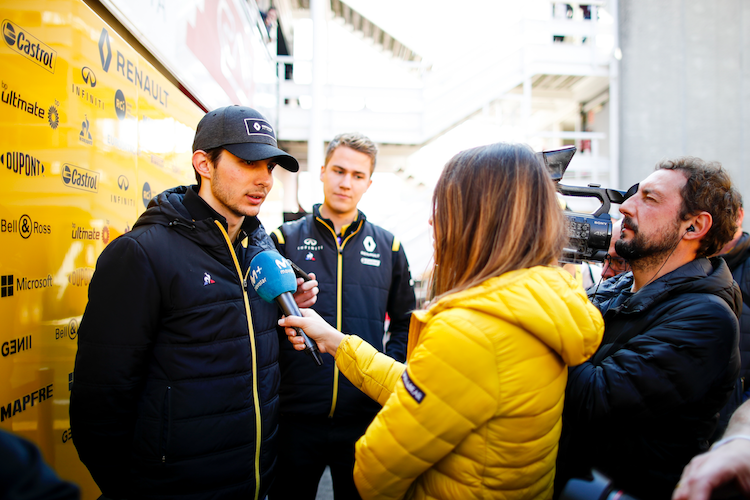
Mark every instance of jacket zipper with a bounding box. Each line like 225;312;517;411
161;386;171;464
316;217;364;418
213;221;263;500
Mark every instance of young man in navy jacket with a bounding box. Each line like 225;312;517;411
70;106;316;500
270;132;416;499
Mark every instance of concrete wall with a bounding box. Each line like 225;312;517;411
619;0;750;201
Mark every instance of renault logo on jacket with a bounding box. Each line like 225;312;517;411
363;236;376;253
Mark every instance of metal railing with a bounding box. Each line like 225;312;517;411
275;9;613;146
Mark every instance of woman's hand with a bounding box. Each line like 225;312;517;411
279;308;346;356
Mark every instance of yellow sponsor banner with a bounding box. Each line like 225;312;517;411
0;1;204;497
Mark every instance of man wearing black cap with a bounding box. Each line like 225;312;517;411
70;106;316;500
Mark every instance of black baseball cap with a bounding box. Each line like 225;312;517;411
192;105;299;172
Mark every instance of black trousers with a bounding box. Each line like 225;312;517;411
268;415;374;500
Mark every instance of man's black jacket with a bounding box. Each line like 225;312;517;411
722;232;750;387
271;205;415;419
70;186;280;500
557;257;741;500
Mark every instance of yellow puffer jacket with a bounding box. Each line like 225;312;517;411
334;265;604;500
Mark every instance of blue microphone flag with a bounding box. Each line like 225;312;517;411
249;250;297;302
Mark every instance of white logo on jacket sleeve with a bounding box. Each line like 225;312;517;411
401;370;425;403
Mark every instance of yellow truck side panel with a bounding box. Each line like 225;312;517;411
1;2;205;497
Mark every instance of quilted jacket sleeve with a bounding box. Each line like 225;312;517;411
384;242;416;362
70;236;160;497
336;335;406;406
565;294;740;422
352;312;499;500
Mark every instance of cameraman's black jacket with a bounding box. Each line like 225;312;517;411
712;232;750;438
71;186;280;500
270;204;415;419
722;232;750;387
558;257;741;500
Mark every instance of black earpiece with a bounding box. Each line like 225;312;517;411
687;225;695;232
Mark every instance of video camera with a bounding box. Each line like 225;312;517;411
560;470;639;500
537;146;631;264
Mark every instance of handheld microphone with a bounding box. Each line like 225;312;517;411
249;250;323;366
287;259;312;282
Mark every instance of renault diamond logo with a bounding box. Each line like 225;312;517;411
363;236;376;252
98;28;111;72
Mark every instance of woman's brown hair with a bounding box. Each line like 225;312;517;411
430;142;567;300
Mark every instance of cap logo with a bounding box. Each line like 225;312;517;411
244;118;275;140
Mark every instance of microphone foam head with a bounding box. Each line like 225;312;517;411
249;250;297;303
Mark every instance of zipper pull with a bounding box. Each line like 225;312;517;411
168;220;196;230
243;278;248;291
162;455;166;463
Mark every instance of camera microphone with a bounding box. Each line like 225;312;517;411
249;250;323;366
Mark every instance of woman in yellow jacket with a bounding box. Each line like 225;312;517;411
281;142;604;500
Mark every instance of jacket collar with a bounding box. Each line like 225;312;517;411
136;185;264;247
183;185;261;240
721;232;750;270
591;257;741;317
183;185;218;222
312;203;366;239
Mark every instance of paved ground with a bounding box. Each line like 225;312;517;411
259;466;332;500
314;467;334;500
